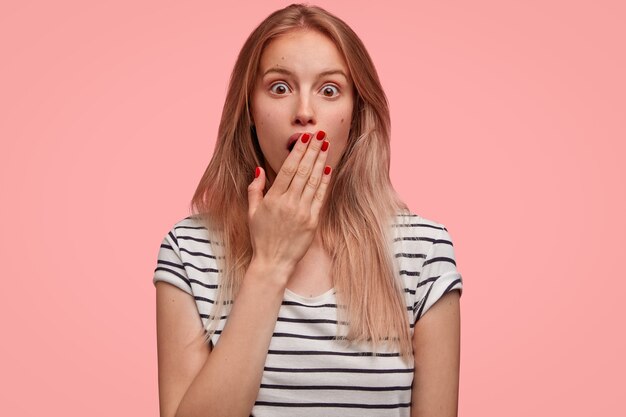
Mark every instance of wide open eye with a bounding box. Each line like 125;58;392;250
270;82;290;95
321;84;340;97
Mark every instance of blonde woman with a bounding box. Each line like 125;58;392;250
153;4;463;417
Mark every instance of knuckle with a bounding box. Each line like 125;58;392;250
305;216;317;230
296;165;310;178
280;200;296;214
281;163;297;176
294;209;309;224
306;174;320;189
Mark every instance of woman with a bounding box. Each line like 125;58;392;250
153;4;463;417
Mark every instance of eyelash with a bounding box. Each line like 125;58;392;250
269;81;341;98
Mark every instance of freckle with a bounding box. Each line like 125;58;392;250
341;118;344;123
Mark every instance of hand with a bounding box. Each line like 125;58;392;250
247;131;332;275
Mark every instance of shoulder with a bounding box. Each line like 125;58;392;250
169;214;210;236
391;210;448;247
168;214;222;292
163;214;222;269
165;214;220;248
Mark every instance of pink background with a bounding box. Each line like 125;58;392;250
1;0;624;415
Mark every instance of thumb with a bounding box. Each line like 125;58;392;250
247;166;266;216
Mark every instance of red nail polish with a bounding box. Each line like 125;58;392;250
321;140;329;152
255;167;260;178
301;133;310;143
316;131;326;141
324;166;331;175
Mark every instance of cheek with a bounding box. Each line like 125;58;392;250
335;111;352;137
329;111;352;159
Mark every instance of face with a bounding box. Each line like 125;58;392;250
250;29;355;189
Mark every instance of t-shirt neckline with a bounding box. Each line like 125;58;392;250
284;287;336;304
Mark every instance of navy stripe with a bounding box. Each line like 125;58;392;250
417;276;438;287
264;366;414;374
422;256;457;268
177;235;212;244
260;384;411;391
393;236;435;243
189;280;218;289
179;247;217;259
154;267;191;288
254;401;411;409
444;279;463;294
392;222;443;230
272;332;344;340
195;296;232;305
267;349;401;357
395;252;427;259
177;261;219;274
199;313;228;320
167;230;178;246
415;278;435;320
156;259;185;271
281;301;338;308
175;224;207;231
277;317;339;324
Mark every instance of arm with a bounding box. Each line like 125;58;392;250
156;259;292;417
159;129;330;416
411;290;461;417
156;281;211;417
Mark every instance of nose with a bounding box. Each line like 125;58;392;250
293;94;315;127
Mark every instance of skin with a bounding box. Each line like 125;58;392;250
411;290;461;417
248;29;355;293
166;54;343;415
250;29;355;193
155;27;460;417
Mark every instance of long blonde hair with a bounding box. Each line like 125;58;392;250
190;3;413;359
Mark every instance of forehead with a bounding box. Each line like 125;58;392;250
258;30;350;79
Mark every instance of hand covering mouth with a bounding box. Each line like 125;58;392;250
287;132;305;151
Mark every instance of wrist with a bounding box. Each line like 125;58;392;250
247;256;294;291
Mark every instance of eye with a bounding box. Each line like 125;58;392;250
269;82;290;95
321;84;340;97
268;82;340;97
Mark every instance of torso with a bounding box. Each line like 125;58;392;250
285;244;334;298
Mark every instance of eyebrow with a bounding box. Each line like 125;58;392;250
262;67;349;81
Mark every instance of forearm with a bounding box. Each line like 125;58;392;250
175;259;290;417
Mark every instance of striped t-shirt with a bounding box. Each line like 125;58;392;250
153;212;463;417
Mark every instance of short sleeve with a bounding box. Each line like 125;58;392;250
153;226;193;295
413;224;463;323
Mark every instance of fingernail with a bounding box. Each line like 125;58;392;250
316;131;326;141
302;133;311;143
255;167;260;178
324;166;331;175
321;140;329;152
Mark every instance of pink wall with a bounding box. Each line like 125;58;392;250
1;0;624;415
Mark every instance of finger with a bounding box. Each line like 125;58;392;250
300;139;329;206
268;132;312;196
286;130;326;200
310;163;332;219
247;166;266;218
